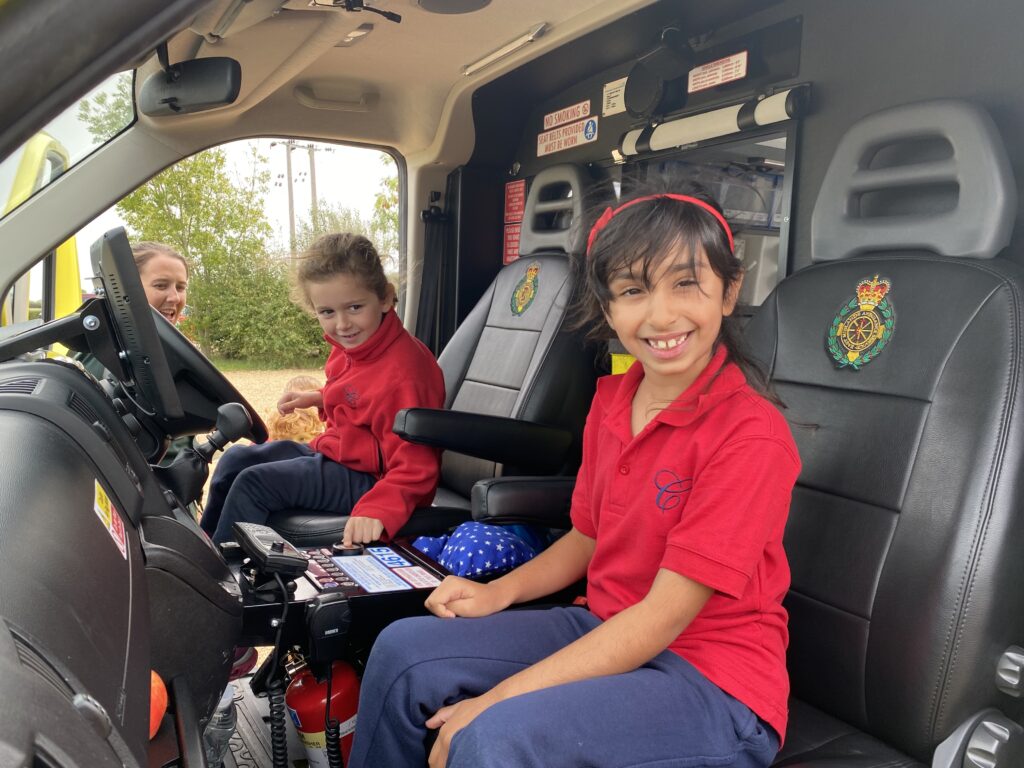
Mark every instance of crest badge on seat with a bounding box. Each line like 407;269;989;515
510;262;541;316
826;276;896;369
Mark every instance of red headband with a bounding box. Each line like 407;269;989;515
585;194;735;256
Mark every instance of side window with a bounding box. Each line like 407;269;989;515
1;70;133;330
72;138;399;368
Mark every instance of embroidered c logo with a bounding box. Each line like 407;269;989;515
654;470;692;512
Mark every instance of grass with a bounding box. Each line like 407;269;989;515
208;356;318;372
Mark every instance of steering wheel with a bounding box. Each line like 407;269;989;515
92;228;267;443
153;312;268;443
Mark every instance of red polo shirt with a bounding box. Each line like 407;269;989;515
570;345;800;742
310;309;445;537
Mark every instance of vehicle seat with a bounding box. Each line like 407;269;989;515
270;163;602;546
743;100;1024;767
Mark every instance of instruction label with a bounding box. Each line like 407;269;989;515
504;179;526;223
504;222;522;264
602;77;627;116
543;99;591;130
537;116;599;157
688;51;748;93
93;480;127;559
333;555;411;593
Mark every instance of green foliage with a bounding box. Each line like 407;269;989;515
180;253;326;366
78;73;134;144
294;202;369;253
371;155;399;271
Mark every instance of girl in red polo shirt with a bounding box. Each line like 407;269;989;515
200;232;445;548
349;190;800;768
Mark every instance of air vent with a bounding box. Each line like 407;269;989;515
0;377;41;395
67;392;99;425
10;629;74;702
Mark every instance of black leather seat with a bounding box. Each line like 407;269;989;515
745;100;1024;767
270;163;600;546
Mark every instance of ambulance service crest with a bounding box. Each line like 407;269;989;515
826;275;896;370
510;261;541;316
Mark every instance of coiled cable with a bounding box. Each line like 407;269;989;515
269;572;290;768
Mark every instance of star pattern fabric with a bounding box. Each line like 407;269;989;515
413;521;539;578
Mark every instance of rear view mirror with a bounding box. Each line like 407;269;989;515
139;57;241;116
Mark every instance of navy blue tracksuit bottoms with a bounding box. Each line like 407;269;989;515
349;606;778;768
199;440;375;544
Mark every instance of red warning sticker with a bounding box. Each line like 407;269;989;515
504;223;522;264
543;99;592;130
504;179;526;224
688;51;749;93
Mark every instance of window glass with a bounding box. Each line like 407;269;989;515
69;138;399;369
0;71;135;223
629;129;794;308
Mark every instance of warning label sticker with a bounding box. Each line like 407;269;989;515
543;99;591;130
504;179;526;224
504;222;522;264
93;480;127;559
335;555;411;593
602;77;627;116
688;51;748;93
537;116;599;157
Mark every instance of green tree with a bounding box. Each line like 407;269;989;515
78;88;326;365
77;72;134;143
370;155;399;273
294;202;368;253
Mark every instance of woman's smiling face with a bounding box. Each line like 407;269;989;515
139;254;189;324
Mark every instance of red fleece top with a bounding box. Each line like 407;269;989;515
309;309;445;536
570;346;800;742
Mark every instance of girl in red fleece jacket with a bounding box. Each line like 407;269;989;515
200;233;445;547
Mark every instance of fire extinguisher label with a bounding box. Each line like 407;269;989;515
288;706;302;728
297;715;358;768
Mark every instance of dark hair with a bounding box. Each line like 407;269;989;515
132;241;189;279
292;232;391;311
573;183;780;404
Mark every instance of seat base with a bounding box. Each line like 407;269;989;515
267;486;472;547
774;700;925;767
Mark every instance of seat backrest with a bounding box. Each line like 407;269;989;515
744;100;1024;761
437;163;598;497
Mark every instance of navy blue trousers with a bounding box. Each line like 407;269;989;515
199;441;375;544
349;607;779;768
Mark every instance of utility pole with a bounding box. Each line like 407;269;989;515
270;140;333;252
285;142;295;252
308;143;319;224
270;139;298;253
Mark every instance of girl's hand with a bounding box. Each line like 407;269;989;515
426;693;500;768
277;389;321;414
342;516;384;546
423;576;513;619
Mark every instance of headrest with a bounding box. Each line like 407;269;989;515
519;164;590;256
812;99;1016;262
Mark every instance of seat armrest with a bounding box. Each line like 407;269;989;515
395;507;472;538
393;408;573;473
471;476;575;529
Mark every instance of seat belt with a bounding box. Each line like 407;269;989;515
416;186;451;355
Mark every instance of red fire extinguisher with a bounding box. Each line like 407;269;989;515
286;659;360;767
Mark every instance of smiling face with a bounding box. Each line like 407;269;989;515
604;243;739;399
306;272;395;349
138;254;189;324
